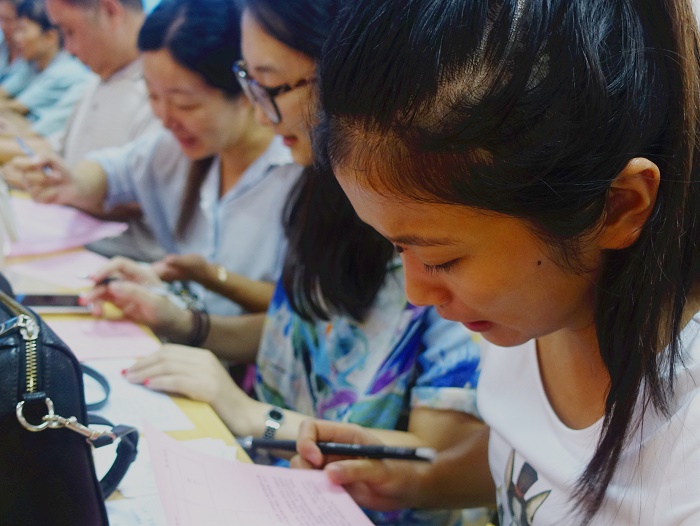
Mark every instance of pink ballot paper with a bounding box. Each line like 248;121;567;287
8;196;127;256
45;319;159;361
145;423;374;526
7;250;109;290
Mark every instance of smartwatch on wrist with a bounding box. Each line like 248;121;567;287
263;406;284;439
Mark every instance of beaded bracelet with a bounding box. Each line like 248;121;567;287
187;307;211;347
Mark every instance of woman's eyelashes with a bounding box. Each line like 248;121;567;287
423;259;458;275
395;245;460;274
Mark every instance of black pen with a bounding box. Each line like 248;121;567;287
94;276;119;286
238;436;437;462
91;275;171;297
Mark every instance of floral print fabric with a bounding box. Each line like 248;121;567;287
255;267;481;525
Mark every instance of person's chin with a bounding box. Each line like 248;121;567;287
475;326;532;348
177;139;206;159
289;145;313;167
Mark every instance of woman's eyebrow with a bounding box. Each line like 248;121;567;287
164;87;197;95
391;234;459;247
250;63;280;76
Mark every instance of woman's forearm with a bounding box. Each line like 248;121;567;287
213;395;317;444
201;313;265;362
62;160;110;214
414;422;494;509
198;265;275;313
152;303;265;362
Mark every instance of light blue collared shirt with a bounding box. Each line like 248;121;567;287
87;131;302;316
0;57;35;97
16;51;95;136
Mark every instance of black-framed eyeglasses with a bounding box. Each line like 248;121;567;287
233;59;314;124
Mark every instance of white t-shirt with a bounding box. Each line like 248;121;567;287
478;313;700;525
53;58;160;167
87;131;301;316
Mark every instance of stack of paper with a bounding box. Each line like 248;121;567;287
48;319;160;362
145;423;373;526
8;197;126;256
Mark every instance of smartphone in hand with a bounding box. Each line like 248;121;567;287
16;294;90;314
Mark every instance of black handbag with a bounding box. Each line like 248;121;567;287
0;276;139;526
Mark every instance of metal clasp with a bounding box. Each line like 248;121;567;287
16;397;54;432
16;397;116;444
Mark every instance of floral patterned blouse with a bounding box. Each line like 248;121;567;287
255;266;482;525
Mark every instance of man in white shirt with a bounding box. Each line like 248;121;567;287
1;0;159;161
2;0;164;260
44;0;160;164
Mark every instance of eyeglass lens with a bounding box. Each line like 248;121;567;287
249;83;281;124
234;61;282;124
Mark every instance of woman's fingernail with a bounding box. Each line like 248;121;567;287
325;464;344;483
120;368;127;376
143;378;150;386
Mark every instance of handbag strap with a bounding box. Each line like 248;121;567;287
77;365;138;498
81;364;111;411
87;414;139;499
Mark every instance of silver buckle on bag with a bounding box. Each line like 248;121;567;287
16;397;116;444
15;397;54;432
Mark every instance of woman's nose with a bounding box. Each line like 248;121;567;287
157;103;176;131
253;103;275;127
401;255;451;307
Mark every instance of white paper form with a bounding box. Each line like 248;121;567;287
84;359;194;432
145;423;374;526
106;497;168;526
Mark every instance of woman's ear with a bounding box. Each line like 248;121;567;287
101;0;125;25
598;157;660;249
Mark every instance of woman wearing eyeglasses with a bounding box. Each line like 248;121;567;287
232;61;315;164
17;0;301;322
112;1;487;524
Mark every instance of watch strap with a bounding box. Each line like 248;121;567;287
263;406;284;439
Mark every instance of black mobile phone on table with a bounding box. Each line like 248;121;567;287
16;294;90;314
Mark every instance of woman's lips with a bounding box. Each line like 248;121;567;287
282;136;298;147
176;136;197;148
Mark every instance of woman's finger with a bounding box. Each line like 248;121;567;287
126;345;215;380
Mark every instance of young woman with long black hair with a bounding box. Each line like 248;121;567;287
294;1;700;524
